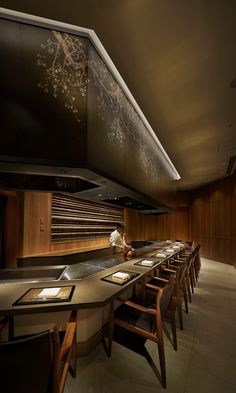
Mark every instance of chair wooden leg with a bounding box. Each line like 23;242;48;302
189;267;195;294
69;334;77;378
107;302;114;357
194;261;199;281
170;310;177;351
177;301;184;331
182;280;189;313
185;273;192;303
157;341;167;389
176;286;184;330
194;254;201;279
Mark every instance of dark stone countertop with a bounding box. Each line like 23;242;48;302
61;241;161;280
0;241;185;317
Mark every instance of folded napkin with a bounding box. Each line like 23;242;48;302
166;248;174;252
166;240;172;244
141;260;154;266
112;272;130;280
38;288;60;298
173;246;180;250
156;253;166;258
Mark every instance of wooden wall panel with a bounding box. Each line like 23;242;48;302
177;191;190;207
17;192;122;258
190;173;235;264
0;190;19;267
212;199;231;238
19;192;51;257
50;237;109;253
51;194;123;243
190;196;202;239
10;172;236;265
174;208;189;241
231;173;236;266
124;209;144;241
125;205;189;243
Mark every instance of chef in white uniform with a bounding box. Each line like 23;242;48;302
109;223;131;254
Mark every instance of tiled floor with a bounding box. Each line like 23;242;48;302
65;258;236;392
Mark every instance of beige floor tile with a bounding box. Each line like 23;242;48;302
185;366;236;393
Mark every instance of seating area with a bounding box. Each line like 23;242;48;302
64;257;236;393
1;245;236;393
107;243;202;389
0;243;201;391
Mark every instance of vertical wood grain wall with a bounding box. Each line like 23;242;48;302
2;173;235;266
125;191;190;243
190;172;236;265
0;190;18;267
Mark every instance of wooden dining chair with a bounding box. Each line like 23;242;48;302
176;244;201;297
192;244;201;281
145;274;178;351
156;261;188;330
107;277;175;389
0;310;77;393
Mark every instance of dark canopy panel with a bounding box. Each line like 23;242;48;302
0;18;87;166
0;13;177;210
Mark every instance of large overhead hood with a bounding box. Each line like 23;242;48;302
0;8;180;213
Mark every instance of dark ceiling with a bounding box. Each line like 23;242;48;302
1;0;236;190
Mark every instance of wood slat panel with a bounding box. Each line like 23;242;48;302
51;194;123;243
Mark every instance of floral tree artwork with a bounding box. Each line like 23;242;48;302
37;30;156;176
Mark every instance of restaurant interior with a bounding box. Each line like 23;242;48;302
0;1;236;393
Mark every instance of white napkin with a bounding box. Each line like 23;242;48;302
156;253;166;258
112;272;130;280
141;260;154;266
166;249;174;252
38;288;60;297
173;246;180;249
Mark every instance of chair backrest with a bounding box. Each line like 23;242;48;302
159;275;175;316
188;244;200;267
186;240;193;246
0;330;54;393
194;244;201;257
178;262;187;286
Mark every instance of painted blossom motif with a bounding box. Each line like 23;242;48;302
37;31;155;175
37;31;88;122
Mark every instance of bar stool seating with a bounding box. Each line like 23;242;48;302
0;310;77;393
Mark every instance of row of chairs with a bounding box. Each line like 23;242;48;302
106;243;201;389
